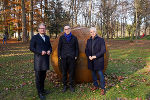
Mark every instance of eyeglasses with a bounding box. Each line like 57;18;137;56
39;28;45;30
64;28;70;30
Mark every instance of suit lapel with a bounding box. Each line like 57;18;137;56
45;35;50;44
44;35;48;43
37;33;45;43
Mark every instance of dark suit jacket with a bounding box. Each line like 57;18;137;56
85;35;106;71
58;34;79;58
30;33;52;71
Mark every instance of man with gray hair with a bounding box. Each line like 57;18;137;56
85;27;106;95
30;23;52;100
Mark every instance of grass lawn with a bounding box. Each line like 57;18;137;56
114;35;150;40
0;40;150;100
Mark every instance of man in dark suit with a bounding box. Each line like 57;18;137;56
30;23;52;100
85;27;106;95
58;25;79;92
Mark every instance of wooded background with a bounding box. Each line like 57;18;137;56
0;0;150;42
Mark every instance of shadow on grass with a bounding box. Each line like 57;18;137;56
1;41;150;99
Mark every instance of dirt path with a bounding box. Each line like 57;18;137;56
0;39;22;44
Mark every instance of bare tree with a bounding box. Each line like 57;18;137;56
98;0;118;39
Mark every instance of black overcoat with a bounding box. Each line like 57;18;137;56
30;33;52;71
58;35;79;58
85;35;106;71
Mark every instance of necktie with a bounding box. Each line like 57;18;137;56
42;35;45;42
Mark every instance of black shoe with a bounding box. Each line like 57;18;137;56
62;86;67;92
69;86;75;92
38;93;46;100
42;90;50;95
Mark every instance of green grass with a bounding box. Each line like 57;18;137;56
0;42;150;100
141;35;150;40
114;35;150;40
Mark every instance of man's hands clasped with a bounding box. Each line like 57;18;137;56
89;56;96;60
42;50;51;55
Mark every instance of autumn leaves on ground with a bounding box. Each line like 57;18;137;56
0;39;150;100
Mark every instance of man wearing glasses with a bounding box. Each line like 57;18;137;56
58;25;79;92
30;23;52;100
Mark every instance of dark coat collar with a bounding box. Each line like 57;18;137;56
90;34;99;40
37;33;46;42
37;33;46;37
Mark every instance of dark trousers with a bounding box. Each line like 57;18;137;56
35;71;46;94
92;70;105;89
61;56;75;86
3;39;7;44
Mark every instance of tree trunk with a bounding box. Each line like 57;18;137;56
29;0;34;39
44;0;48;24
89;0;91;27
74;0;77;26
3;0;9;39
21;0;28;42
40;0;43;22
117;19;119;38
149;26;150;35
137;15;141;37
15;0;21;41
121;18;123;38
71;0;74;27
135;0;138;40
123;17;126;38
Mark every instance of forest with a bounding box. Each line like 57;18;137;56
0;0;150;41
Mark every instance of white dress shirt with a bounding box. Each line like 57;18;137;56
39;34;45;42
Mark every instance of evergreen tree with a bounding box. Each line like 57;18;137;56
47;0;70;38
